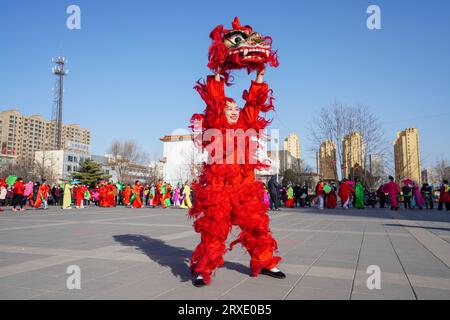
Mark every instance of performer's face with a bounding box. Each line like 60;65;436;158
224;101;239;124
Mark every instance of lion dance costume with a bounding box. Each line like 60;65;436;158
189;17;282;285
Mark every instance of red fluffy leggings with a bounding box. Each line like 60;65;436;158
189;168;281;284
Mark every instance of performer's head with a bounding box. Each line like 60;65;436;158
224;97;239;124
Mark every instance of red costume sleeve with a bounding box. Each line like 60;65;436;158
241;80;273;129
195;76;225;113
205;76;225;104
192;76;226;129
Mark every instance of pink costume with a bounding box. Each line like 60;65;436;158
413;184;425;208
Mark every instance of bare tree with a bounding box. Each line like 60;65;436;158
182;147;203;184
146;160;163;185
1;159;36;182
300;158;313;174
1;152;57;184
432;156;450;183
107;140;149;183
34;151;57;184
309;101;390;188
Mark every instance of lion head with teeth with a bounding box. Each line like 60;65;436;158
207;17;279;81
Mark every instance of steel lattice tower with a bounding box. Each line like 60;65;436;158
52;57;68;150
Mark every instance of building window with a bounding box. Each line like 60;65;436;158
67;165;72;172
68;155;73;162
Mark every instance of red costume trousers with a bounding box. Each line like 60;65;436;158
190;165;281;284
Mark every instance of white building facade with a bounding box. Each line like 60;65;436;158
34;150;91;181
160;130;278;185
160;134;205;185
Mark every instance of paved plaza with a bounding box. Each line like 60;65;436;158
0;205;449;300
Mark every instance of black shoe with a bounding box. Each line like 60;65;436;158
260;268;286;279
193;277;206;288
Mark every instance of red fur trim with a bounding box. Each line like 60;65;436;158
189;178;281;282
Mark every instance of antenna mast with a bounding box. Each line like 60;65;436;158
52;57;68;150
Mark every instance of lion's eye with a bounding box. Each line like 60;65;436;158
234;36;243;44
224;31;248;46
229;35;243;44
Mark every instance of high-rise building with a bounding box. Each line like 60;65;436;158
421;169;429;184
317;140;337;180
0;109;90;163
342;132;365;179
284;133;301;159
369;154;383;178
394;128;421;184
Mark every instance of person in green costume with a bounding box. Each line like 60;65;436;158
285;185;294;208
164;183;172;208
355;182;365;209
160;183;168;208
62;181;73;210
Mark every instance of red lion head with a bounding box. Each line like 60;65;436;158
208;17;279;79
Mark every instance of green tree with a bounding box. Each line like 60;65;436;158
72;159;111;187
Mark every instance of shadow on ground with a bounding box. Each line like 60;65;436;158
284;207;450;223
384;224;450;232
113;234;249;283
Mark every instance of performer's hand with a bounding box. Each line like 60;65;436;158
256;67;265;83
214;67;222;82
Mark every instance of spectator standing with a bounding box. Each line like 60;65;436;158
268;175;280;211
12;178;25;212
421;183;434;210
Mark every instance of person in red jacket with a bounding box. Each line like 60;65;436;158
326;183;338;209
106;183;116;207
12;177;25;212
338;180;355;209
384;176;401;211
316;181;325;210
34;180;50;210
438;180;450;211
0;178;6;212
131;181;143;208
123;185;132;206
75;185;85;208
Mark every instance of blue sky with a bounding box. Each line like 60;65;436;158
1;0;449;169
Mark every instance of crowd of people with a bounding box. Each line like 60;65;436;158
263;175;450;211
0;177;193;212
1;175;449;213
